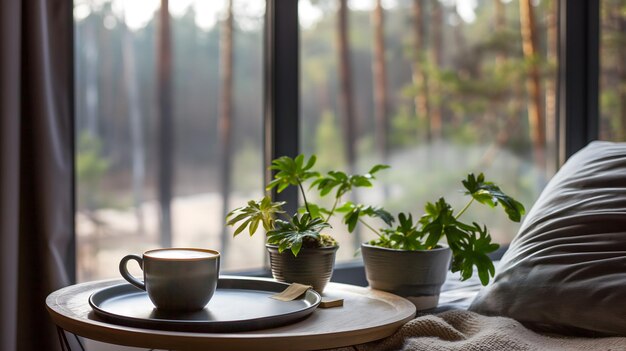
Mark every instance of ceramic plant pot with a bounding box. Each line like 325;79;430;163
266;244;338;293
361;243;452;310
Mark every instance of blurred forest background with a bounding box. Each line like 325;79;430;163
74;0;626;281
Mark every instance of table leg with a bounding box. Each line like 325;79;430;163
57;326;71;351
56;327;87;351
73;333;86;351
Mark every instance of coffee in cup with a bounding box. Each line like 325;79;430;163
119;248;220;311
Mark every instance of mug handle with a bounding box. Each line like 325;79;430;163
119;254;146;291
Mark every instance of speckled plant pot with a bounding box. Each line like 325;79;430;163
266;244;338;293
361;243;452;310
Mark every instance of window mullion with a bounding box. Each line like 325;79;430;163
558;0;600;164
264;0;300;214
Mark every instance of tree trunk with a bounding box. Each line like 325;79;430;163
519;0;545;170
337;0;357;173
545;0;557;173
372;0;388;165
491;0;506;140
411;0;429;142
99;15;113;142
84;19;99;136
122;24;146;235
494;0;506;66
336;0;360;243
453;13;466;60
219;0;235;255
157;0;173;247
429;0;443;141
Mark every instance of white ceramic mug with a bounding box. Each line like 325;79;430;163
119;248;220;311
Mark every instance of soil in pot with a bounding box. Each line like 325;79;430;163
361;243;451;310
266;244;338;293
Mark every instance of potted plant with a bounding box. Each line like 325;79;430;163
344;173;525;309
226;155;387;293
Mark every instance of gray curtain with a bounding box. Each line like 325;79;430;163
0;0;74;350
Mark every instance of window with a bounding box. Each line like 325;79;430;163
74;0;265;282
300;0;559;264
75;0;613;281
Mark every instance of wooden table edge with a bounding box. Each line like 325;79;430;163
47;280;416;351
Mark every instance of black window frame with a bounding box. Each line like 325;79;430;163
558;0;599;163
69;0;601;285
262;0;600;285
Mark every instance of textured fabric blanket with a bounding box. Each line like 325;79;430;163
336;310;626;351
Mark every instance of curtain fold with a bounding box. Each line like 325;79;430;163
0;1;22;349
1;0;74;350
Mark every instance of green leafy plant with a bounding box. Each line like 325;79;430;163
266;213;331;256
226;154;387;256
356;173;525;286
226;155;524;286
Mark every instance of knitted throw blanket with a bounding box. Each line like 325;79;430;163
334;310;626;351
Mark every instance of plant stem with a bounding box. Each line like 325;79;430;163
325;197;340;222
298;180;312;214
455;197;475;219
358;218;381;236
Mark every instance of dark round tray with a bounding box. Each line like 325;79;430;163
89;276;321;333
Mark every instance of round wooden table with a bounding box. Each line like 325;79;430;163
46;278;416;351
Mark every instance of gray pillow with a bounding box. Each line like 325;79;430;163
469;141;626;336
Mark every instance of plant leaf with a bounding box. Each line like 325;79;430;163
266;155;320;193
266;213;332;256
368;164;390;175
462;173;526;222
225;196;285;237
249;218;260;236
291;237;303;257
304;155;317;170
447;222;499;286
